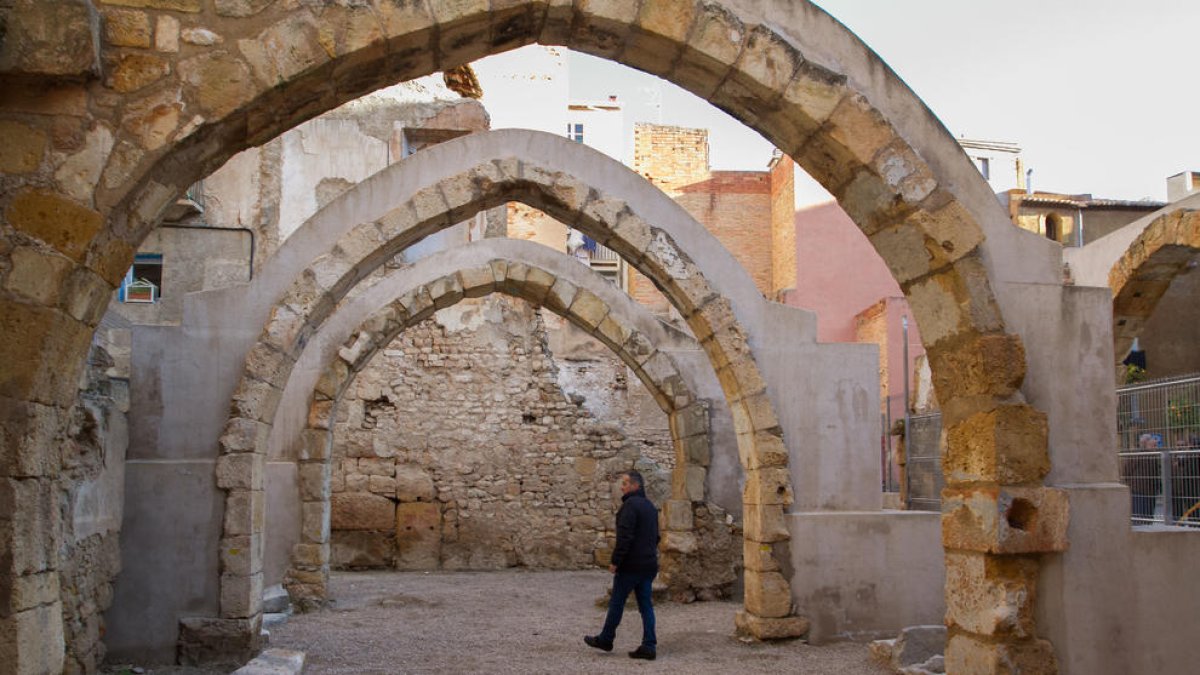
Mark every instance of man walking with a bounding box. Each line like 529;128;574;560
585;470;659;660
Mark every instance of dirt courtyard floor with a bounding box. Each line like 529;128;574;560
264;569;891;675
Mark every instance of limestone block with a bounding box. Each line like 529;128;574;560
215;452;264;491
291;542;330;568
220;534;262;578
739;391;780;434
944;404;1050;486
300;501;330;544
944;633;1058;675
219;571;263;618
543;277;579;313
332;492;395;531
0;300;91;406
743;467;793;506
223;490;265;537
869;223;934;285
397;286;435;324
670;404;708;440
705;323;755;372
596;316;632;353
459;265;496;298
430;0;491;65
300;429;332;461
608;210;654;261
774;61;847;139
678;434;710;466
927;332;1026;405
181;27;221;46
6;188;102;262
826;93;898;167
228;377;282;423
238;14;328;86
742;540;781;573
905;257;1004;347
156;15;180;51
331;530;394;569
0;0;100;79
574;456;597;478
103;0;201;10
103;8;151;47
942;486;1069;554
626;0;695;71
8;571;61;613
428;274;464;310
177;616;263;667
622;330;655;364
298;463;331;502
684;466;706;502
742;503;790;544
662;500;693;531
661;530;697;554
104;51;169;93
243;342;291;384
0;121;47;173
369;475;397;495
944;551;1038;638
395;465;435;502
307;399;335;431
734;610;809;640
0;602;66;675
177;51;257;118
214;0;273;17
716;357;767;401
743;569;792;618
395;502;441;571
63;267;116;325
713;24;800;128
671;1;742;98
4;247;72;308
521;267;557;305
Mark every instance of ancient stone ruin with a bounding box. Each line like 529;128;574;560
0;2;1197;674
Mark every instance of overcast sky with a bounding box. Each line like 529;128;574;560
479;2;1198;206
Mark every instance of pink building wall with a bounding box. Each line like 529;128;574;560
784;201;926;415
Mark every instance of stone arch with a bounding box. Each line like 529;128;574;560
1109;209;1200;364
218;136;798;640
280;239;728;607
0;0;1067;668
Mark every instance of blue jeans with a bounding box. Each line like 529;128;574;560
599;571;656;650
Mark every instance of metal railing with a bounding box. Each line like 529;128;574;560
904;412;943;511
1117;373;1200;527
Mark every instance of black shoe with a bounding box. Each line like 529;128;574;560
584;635;613;652
628;646;656;660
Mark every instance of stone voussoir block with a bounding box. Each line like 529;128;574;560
543;276;579;313
219;571;263;619
945;404;1050;486
928;332;1027;402
567;287;610;330
942;485;1069;555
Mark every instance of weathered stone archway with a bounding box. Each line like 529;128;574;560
1108;209;1199;364
1;1;1065;670
217;140;800;651
278;240;733;612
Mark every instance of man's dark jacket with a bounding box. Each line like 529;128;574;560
611;488;659;574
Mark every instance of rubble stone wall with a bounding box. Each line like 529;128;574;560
329;296;676;571
59;329;129;674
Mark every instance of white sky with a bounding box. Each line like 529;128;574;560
475;1;1199;206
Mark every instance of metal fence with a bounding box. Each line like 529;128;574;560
1117;373;1200;527
904;412;944;511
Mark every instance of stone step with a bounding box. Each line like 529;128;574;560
263;584;292;614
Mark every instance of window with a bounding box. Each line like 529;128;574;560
977;157;991;181
566;122;584;143
119;253;163;303
1044;214;1062;243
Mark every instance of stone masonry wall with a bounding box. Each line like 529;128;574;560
59;329;129;674
329;296;676;571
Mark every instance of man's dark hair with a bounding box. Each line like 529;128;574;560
623;470;645;488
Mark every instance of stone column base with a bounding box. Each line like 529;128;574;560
734;610;810;640
177;616;264;667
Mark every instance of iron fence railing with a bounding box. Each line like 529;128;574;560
904;412;943;511
1117;373;1200;527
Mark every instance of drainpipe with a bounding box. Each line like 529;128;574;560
1076;207;1085;247
902;315;911;505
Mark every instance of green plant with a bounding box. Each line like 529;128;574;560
1123;364;1147;385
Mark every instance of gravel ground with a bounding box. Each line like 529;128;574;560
260;569;890;675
